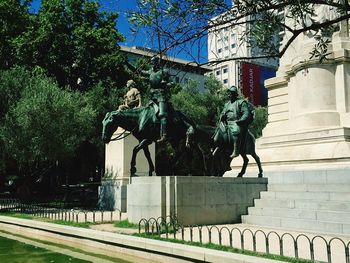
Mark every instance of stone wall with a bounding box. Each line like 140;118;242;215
127;176;267;225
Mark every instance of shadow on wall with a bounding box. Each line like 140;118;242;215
98;169;118;210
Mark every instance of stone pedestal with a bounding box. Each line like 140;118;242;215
127;176;267;225
98;128;155;211
227;11;350;234
230;32;350;174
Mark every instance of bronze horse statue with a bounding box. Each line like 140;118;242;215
102;105;196;176
187;124;263;177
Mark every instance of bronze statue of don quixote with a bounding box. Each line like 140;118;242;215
102;57;263;178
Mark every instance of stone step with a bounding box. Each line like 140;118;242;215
295;199;350;211
268;183;350;192
254;198;295;209
260;191;350;201
247;207;350;224
254;198;350;211
241;215;350;235
265;170;350;185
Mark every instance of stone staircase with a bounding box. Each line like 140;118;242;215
242;169;350;235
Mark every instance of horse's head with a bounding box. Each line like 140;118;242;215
101;111;120;144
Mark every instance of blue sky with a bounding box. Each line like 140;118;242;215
29;0;208;62
30;0;140;46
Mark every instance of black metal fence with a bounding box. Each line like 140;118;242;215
138;216;350;263
2;198;349;262
0;198;122;224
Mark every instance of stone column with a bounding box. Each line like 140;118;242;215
98;127;155;211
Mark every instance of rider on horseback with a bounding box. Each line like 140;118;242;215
127;56;173;143
219;85;251;158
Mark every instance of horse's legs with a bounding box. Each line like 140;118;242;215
143;146;155;176
186;146;193;176
197;144;208;175
251;152;263;177
212;147;226;177
237;154;249;177
130;139;152;176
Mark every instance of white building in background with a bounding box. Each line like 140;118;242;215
207;8;280;106
120;46;212;90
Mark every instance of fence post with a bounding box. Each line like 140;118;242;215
294;240;299;259
266;237;270;254
327;243;332;263
310;242;315;261
280;239;284;256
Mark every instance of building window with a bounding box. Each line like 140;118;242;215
223;67;228;74
216;70;220;75
223;79;228;84
231;33;236;49
218;48;222;53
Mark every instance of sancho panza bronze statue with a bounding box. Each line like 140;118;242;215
218;85;251;158
127;56;173;142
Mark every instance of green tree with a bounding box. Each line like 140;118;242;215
250;106;268;139
171;76;225;125
0;0;30;69
0;68;97;178
171;75;267;137
0;0;132;185
12;0;127;90
0;66;30;121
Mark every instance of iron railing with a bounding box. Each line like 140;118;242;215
0;198;122;224
138;216;350;263
2;198;349;262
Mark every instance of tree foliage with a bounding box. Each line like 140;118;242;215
2;0;128;90
0;68;97;176
0;0;129;184
0;0;31;69
250;106;268;139
171;76;225;125
171;75;267;137
129;0;350;65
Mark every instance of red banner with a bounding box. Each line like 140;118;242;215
241;62;261;106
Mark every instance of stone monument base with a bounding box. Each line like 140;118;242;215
98;180;128;212
98;128;155;212
229;127;350;175
127;176;267;225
